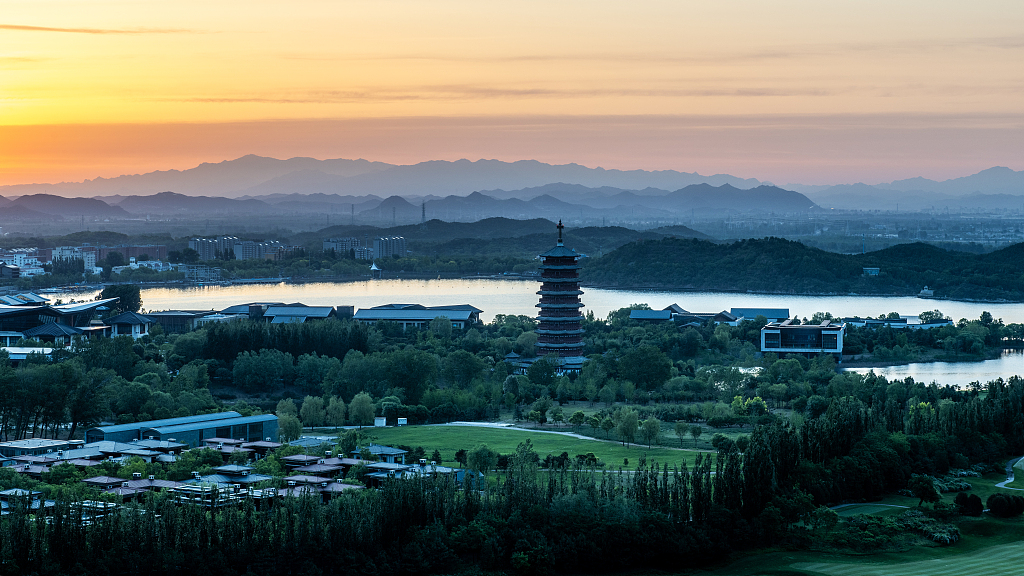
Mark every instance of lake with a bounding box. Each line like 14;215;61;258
52;278;1024;324
841;350;1024;387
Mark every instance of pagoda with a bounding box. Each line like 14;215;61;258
535;220;585;365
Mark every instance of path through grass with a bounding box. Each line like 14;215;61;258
358;424;699;470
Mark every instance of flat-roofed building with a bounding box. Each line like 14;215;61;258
761;320;845;360
732;308;791;323
145;310;216;333
262;305;338;324
0;438;83;457
353;304;482;330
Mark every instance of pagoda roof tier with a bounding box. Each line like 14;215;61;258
536;316;583;323
538;264;581;271
536;343;585;350
535;277;582;284
538;245;581;259
536;289;584;296
535;303;584;309
535;328;586;336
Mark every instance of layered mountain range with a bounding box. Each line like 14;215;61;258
0;156;1021;223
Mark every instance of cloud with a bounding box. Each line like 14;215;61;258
160;85;838;105
280;34;1024;65
0;24;190;34
0;56;47;66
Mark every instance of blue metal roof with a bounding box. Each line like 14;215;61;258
143;413;276;435
731;308;790;319
89;412;242;434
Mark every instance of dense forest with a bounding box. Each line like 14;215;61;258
3;371;1024;575
582;237;1024;300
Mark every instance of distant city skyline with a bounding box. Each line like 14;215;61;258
2;1;1022;186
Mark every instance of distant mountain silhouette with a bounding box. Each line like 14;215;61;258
0;156;760;199
10;194;129;218
885;166;1024;195
663;184;817;212
0;155;391;198
0;204;60;221
114;191;275;215
807;167;1024;210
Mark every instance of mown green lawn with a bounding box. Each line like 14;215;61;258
355;424;701;470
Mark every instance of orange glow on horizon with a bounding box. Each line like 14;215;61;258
2;1;1023;184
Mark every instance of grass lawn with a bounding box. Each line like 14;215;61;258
357;424;699;470
704;517;1024;576
533;401;757;451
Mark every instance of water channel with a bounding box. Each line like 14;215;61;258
51;278;1024;384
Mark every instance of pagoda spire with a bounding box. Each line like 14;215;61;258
557;219;564;246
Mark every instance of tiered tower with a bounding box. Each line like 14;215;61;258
535;220;585;363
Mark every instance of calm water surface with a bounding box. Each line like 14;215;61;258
842;351;1024;387
53;278;1024;324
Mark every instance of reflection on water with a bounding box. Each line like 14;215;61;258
49;279;1024;325
842;350;1024;387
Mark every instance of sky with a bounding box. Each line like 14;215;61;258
2;0;1023;186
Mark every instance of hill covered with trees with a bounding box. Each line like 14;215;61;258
582;237;1024;300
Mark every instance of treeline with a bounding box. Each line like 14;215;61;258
5;302;1019;440
582;237;1024;300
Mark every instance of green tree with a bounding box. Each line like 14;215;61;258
442;350;485;388
349;392;375;428
600;416;615;438
674;421;688;447
278;414;302;442
527;356;557;388
599;384;616;407
551;406;564;427
640;417;660;447
299;395;326;429
618;345;672;390
429;316;453;339
98;284;143;314
909;475;940;507
735;435;750;453
276;398;298;418
617;408;639;447
467;444;499;475
42;462;84;485
689;424;703;447
325;396;346;428
569;410;586;431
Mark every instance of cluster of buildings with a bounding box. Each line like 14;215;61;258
0;243;168;278
322;236;407;260
141;302;483;334
188;236;299;261
0;412;474;514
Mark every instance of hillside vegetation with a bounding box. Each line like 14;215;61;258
583;237;1024;300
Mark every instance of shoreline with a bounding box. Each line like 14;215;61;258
31;276;1024;305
